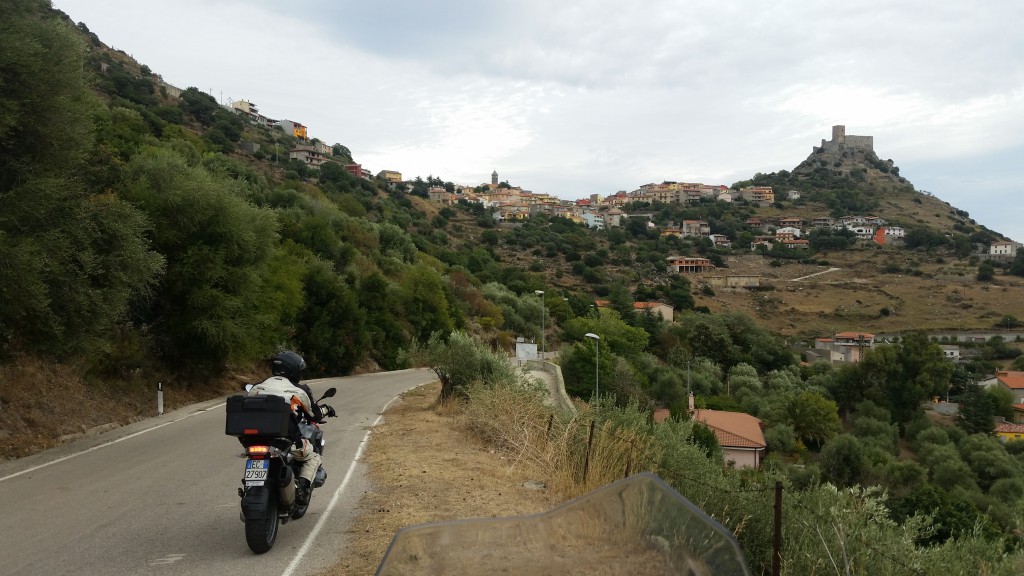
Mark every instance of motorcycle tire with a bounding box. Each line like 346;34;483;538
245;488;279;554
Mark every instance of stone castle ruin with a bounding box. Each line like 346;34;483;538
813;125;874;154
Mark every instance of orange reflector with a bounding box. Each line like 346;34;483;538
243;428;260;435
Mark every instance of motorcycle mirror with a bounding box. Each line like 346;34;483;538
320;387;337;399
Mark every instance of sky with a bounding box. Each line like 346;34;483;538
56;0;1024;242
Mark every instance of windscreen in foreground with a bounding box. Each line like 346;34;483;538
375;472;752;575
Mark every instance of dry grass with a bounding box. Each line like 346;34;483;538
333;382;665;575
698;252;1024;340
333;383;562;575
0;356;256;460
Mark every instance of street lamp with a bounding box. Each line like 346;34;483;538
585;333;600;400
535;290;545;359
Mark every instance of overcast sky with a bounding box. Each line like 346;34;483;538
56;0;1024;242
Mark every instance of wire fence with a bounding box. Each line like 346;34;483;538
539;411;935;576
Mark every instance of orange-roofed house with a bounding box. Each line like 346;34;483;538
996;421;1024;443
652;401;766;468
688;395;766;468
633;301;674;322
996;371;1024;404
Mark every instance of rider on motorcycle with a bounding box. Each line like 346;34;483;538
251;351;335;504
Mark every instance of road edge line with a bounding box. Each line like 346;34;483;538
280;391;407;576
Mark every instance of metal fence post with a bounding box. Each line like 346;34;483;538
582;421;595;483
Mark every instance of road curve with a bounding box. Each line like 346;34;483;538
0;369;436;576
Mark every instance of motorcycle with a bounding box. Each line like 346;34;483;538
225;383;337;553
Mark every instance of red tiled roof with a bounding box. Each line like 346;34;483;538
693;409;766;449
997;371;1024;390
996;422;1024;434
633;302;668;310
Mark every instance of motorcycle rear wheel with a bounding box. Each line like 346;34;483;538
245;489;279;554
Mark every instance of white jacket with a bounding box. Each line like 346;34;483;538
248;376;314;418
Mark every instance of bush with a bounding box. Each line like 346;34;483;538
411;330;527;401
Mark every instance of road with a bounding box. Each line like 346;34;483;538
0;369;435;576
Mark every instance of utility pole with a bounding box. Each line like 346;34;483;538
535;290;545;359
585;333;600;400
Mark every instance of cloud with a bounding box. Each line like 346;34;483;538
55;0;1024;242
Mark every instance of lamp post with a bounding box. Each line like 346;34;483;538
585;333;600;400
535;290;545;359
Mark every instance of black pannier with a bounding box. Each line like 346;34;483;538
225;394;297;438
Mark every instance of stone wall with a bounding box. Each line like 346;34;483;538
814;125;874;154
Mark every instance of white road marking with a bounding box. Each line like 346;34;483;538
148;553;186;566
0;402;226;483
280;393;405;576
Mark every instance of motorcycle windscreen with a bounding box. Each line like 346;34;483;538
374;472;752;576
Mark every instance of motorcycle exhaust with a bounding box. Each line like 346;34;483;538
278;465;296;508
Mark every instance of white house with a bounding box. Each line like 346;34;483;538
991;242;1019;257
884;226;906;239
581;213;605;230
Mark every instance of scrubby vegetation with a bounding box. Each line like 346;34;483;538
4;3;1024;571
442;333;1023;575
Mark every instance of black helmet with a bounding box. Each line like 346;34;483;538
270;350;306;384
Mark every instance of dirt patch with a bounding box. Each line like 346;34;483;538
0;357;257;460
329;382;561;575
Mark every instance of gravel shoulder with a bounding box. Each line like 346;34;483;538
327;381;560;575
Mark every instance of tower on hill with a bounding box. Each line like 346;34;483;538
814;125;874;153
491;170;498;186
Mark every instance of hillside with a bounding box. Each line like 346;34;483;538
1;2;1019;397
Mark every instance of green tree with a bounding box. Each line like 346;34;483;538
294;263;368;375
0;4;163;357
834;332;952;424
889;483;990;545
782;390;841;448
410;330;524;401
359;272;408;370
976;260;995;281
562;309;649;359
819;434;868;487
956;384;995;435
399;262;454;341
120;148;279;372
178;87;219;125
559;340;613;399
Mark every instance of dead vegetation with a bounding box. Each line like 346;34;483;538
0;357;255;460
335;381;671;575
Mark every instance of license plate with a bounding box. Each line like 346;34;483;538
244;459;269;486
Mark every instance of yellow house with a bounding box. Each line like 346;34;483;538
377;170;403;183
996;422;1024;443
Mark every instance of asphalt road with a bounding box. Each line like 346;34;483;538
0;369;435;576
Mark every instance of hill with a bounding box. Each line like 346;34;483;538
4;1;1023;455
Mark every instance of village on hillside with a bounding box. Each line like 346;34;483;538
212;93;1023;264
